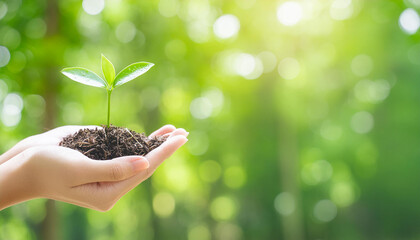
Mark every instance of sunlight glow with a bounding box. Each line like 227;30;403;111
277;2;303;26
399;8;420;34
82;0;105;15
213;14;240;39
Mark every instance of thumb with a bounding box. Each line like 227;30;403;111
84;156;149;183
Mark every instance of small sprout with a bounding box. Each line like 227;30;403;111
61;54;154;127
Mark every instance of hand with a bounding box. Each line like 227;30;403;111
0;125;188;211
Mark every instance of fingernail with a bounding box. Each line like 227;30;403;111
186;132;190;137
131;157;149;171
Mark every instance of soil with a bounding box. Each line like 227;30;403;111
59;126;167;160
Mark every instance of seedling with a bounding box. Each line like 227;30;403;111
61;54;154;127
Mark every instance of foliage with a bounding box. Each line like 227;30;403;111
61;55;154;127
0;0;420;239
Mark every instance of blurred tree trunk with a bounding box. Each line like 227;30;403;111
278;119;304;240
41;0;59;239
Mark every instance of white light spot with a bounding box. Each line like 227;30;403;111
278;57;300;80
277;2;303;26
190;97;213;119
233;53;261;79
0;46;11;67
4;93;23;111
274;192;295;216
82;0;105;15
330;0;353;21
1;93;23;127
314;200;337;222
351;54;373;77
399;8;420;34
115;21;136;43
213;14;240;39
351;111;374;134
258;51;277;73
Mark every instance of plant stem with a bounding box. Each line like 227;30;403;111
107;90;111;127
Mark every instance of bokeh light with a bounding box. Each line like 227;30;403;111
313;200;337;222
210;196;237;221
0;46;11;67
115;21;137;43
188;224;211;240
351;111;374;134
330;0;354;21
213;14;240;39
158;0;179;18
274;192;295;216
0;2;7;20
1;93;23;127
190;97;213;119
82;0;105;15
351;54;373;77
399;8;420;34
277;1;303;26
153;192;176;218
278;57;300;80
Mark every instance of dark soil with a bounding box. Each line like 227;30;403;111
59;126;167;160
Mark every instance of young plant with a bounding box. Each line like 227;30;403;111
61;54;154;127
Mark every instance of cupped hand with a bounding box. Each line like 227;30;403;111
0;125;188;211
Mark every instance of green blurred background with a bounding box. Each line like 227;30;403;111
1;0;420;239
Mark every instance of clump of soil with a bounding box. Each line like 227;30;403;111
60;126;167;160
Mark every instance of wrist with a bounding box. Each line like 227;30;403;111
0;150;37;210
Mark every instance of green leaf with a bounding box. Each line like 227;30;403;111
114;62;154;87
101;54;115;87
61;67;108;88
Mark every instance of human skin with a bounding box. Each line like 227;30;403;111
0;125;188;211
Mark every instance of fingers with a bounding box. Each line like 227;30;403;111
111;134;188;194
149;124;176;137
147;135;188;170
81;156;150;183
165;128;189;138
